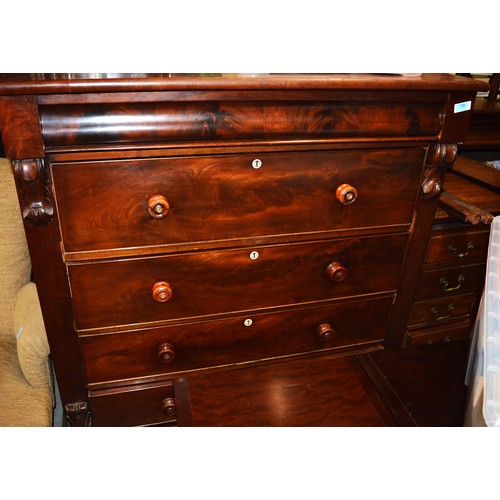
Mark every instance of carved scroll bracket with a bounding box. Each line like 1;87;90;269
65;402;92;427
12;158;55;226
421;143;458;199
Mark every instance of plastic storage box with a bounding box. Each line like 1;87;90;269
465;216;500;426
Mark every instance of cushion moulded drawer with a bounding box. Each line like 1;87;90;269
52;148;424;253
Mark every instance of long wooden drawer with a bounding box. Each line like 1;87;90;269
89;380;176;426
69;234;407;331
415;263;486;299
52;148;424;253
81;297;392;383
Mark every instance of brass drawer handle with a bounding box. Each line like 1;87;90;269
448;242;474;258
430;303;455;321
439;274;465;292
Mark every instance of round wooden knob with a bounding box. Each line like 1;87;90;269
157;342;175;363
161;397;176;417
336;184;358;205
152;281;172;303
326;262;347;283
147;194;170;219
317;323;336;342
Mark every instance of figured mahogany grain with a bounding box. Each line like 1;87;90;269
68;234;407;331
40;100;444;146
52;149;424;253
0;74;485;426
81;296;392;383
184;354;399;426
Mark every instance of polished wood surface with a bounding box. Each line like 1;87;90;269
424;226;490;265
461;98;500;150
184;353;400;426
81;297;392;384
51;149;423;253
68;234;407;332
0;73;489;94
369;340;471;426
89;379;175;427
0;74;484;425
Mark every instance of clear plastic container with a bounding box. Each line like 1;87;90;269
483;217;500;426
465;216;500;426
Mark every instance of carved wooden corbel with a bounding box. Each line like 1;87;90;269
65;402;92;427
421;143;458;199
12;158;54;226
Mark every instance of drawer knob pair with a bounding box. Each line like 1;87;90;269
147;195;170;219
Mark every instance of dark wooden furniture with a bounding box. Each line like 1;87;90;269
405;159;500;348
0;74;487;426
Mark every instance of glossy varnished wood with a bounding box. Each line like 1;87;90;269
408;292;476;328
424;226;490;265
0;74;486;425
415;263;485;298
80;296;392;383
40;100;444;146
369;340;471;426
89;379;175;426
68;234;407;332
184;353;400;426
52;149;424;253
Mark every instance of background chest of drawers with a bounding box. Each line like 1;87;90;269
406;93;500;348
0;74;487;426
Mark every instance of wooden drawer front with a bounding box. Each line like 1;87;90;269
416;263;485;299
407;321;472;347
89;380;175;426
52;148;424;253
69;234;407;331
82;297;392;383
408;293;476;328
425;228;490;265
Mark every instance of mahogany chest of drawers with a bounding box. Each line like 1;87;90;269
0;74;487;426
